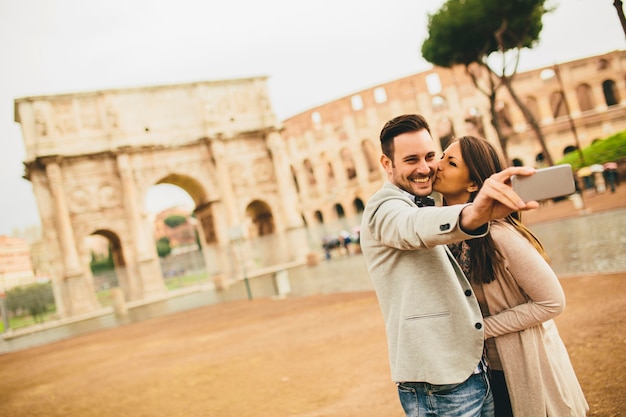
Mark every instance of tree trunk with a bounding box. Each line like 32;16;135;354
501;76;554;166
491;22;553;166
465;65;511;164
614;0;626;39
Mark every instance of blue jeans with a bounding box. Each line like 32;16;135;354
397;371;494;417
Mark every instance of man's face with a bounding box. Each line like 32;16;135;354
381;129;437;197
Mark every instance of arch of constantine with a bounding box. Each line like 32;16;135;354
15;77;307;317
15;50;626;318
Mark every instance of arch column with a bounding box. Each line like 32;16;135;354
592;84;610;110
209;139;240;231
193;202;225;277
295;164;313;204
267;130;310;260
536;95;556;123
349;142;370;190
117;153;165;297
309;156;326;198
46;161;81;276
267;130;303;229
208;139;242;280
563;88;581;115
46;161;98;315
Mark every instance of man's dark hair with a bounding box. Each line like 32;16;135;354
379;114;432;160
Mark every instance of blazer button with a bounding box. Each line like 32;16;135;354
465;289;472;296
475;323;482;329
440;223;450;231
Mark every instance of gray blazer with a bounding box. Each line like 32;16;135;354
360;182;487;385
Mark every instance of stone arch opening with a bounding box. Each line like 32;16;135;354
524;96;540;121
88;230;127;305
304;159;316;185
576;83;595;112
335;203;346;218
436;116;455;151
340;148;357;180
244;199;296;266
549;91;568;118
290;165;300;193
154;174;208;207
602;79;620;106
535;152;546;167
511;158;524;167
353;198;365;213
464;107;485;138
145;177;217;290
320;152;335;191
246;200;275;237
563;145;579;156
361;140;379;173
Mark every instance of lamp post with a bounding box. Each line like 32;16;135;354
553;64;585;166
229;226;252;300
0;293;8;333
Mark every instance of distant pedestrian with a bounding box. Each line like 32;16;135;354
603;162;619;193
591;164;606;193
339;230;351;255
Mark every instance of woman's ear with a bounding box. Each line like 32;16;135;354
467;183;479;193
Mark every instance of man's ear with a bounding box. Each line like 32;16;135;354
380;154;392;172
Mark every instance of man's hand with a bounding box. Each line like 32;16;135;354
460;167;539;231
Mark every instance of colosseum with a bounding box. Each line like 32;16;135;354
282;49;626;237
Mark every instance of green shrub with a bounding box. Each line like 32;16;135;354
557;130;626;170
156;237;172;258
164;215;187;228
5;282;55;323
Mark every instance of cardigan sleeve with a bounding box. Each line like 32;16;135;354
482;222;566;339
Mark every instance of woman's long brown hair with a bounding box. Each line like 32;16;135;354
452;136;549;284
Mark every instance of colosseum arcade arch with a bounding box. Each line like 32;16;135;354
15;77;306;318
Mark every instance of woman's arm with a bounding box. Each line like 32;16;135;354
483;222;565;339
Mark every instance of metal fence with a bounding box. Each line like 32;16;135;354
0;249;212;333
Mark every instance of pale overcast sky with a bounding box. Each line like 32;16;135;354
0;0;624;236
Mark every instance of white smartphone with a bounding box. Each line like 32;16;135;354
511;164;576;202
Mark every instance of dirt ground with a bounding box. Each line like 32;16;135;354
0;188;624;417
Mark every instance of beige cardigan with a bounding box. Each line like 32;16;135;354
483;221;589;416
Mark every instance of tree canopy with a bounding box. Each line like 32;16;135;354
421;0;552;164
422;0;547;68
164;214;187;228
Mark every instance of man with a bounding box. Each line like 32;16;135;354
359;114;537;416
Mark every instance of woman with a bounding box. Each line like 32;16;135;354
433;135;588;417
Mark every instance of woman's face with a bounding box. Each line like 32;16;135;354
433;141;476;205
